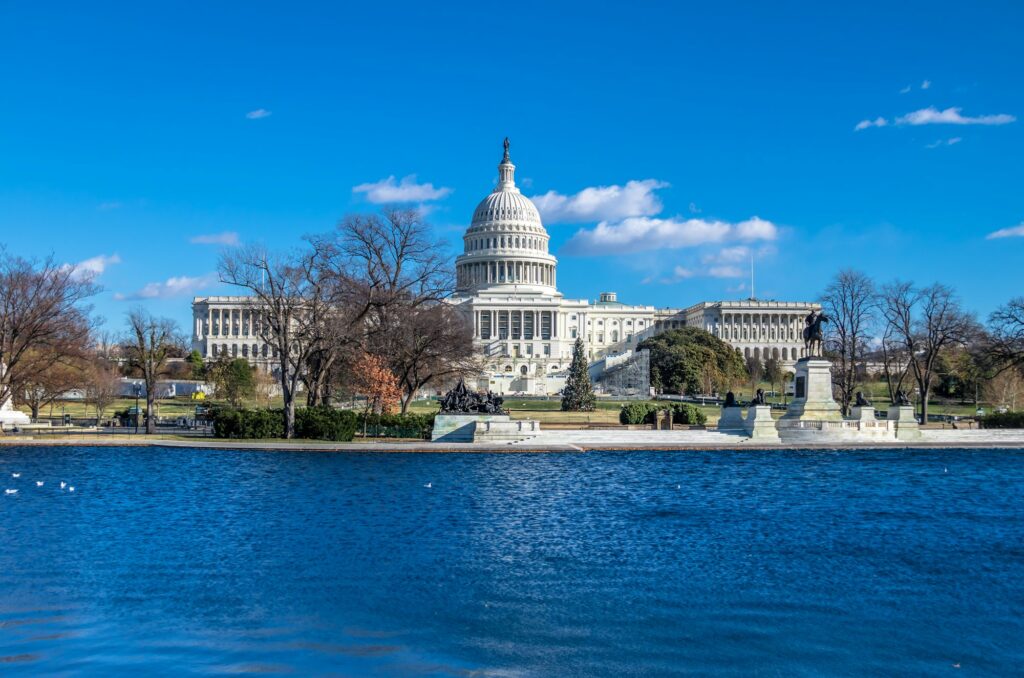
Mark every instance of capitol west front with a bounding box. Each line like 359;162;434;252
192;141;818;394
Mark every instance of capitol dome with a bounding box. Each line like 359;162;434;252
455;139;559;295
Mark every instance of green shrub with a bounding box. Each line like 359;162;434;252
670;402;707;426
619;402;659;425
979;411;1024;429
211;407;285;439
358;412;436;439
295;406;358;441
617;402;707;426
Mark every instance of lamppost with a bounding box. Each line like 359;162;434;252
133;383;141;434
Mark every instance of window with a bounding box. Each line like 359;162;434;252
520;366;528;376
544;344;551;356
570;328;578;339
570;314;577;320
598;333;604;343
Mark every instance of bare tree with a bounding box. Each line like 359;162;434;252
382;304;477;412
821;270;876;415
879;282;977;423
124;308;182;434
308;208;465;410
219;245;324;438
85;358;122;423
0;252;97;410
21;356;87;419
988;297;1024;374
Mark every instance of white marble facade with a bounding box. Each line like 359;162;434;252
191;296;277;371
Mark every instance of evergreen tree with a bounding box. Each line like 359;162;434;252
561;337;596;411
187;349;206;380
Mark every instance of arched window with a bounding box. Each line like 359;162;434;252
520;365;528;375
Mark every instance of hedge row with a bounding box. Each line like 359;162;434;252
618;402;707;426
211;406;358;441
979;411;1024;429
210;407;437;440
358;412;437;439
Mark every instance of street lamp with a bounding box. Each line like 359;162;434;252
133;383;142;434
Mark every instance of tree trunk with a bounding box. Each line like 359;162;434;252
919;384;929;425
31;403;40;419
283;391;296;439
146;392;156;434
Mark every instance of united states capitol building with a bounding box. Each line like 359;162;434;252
191;141;818;395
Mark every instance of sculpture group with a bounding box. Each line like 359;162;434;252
440;378;507;415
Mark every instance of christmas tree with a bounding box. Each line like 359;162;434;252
561;337;596;411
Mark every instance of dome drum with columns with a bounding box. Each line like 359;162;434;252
455;138;559;295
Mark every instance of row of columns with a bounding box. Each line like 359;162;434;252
197;308;261;338
458;261;555;288
474;309;559;341
717;313;806;342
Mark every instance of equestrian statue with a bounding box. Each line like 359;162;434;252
802;309;830;358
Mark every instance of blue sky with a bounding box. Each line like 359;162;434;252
2;1;1022;332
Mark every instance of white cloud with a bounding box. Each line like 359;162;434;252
701;246;750;264
531;179;668;223
899;85;912;94
896;106;1015;126
921;79;932;90
986;222;1024;239
857;107;1014;132
353;175;452;204
190;231;240;246
708;265;744;278
855;116;889;131
114;273;218;300
246;109;272;119
925;137;963;149
64;254;121;280
688;202;701;214
564;216;778;255
98;201;123;211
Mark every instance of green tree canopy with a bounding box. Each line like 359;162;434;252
210;357;256;407
638;327;745;395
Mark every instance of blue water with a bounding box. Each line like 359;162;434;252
1;447;1022;676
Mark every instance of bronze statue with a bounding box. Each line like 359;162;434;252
752;388;766;406
440;378;507;415
895;388;911;406
802;310;830;358
723;391;738;408
855;391;871;407
503;137;510;162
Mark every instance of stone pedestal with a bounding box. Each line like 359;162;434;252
718;406;745;433
780;358;843;423
851;406;876;422
744;405;779;441
0;396;30;430
431;414;540;443
887;405;921;441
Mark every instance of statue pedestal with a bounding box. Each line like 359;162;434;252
718;406;745;433
887;405;921;440
780;358;843;423
431;414;540;443
744;405;779;441
0;396;29;430
851;406;876;422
